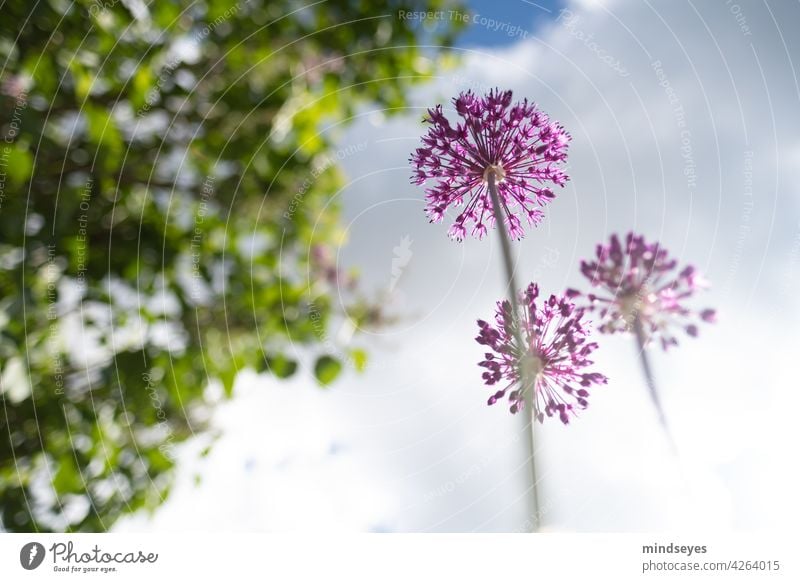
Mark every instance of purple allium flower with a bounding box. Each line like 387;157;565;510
567;232;716;350
476;283;607;424
410;89;570;241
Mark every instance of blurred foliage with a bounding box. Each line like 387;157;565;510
0;0;463;531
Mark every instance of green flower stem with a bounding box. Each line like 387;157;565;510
487;171;541;532
632;317;677;454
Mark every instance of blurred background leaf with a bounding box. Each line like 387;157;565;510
313;355;342;387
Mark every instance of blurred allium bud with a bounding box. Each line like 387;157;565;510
310;244;357;291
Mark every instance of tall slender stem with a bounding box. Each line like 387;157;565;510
487;172;541;532
632;317;677;453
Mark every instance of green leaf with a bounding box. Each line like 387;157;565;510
313;355;342;387
131;66;154;110
53;458;83;493
349;348;368;373
84;105;122;150
4;144;33;184
83;105;123;172
68;61;93;100
219;367;236;397
263;354;298;379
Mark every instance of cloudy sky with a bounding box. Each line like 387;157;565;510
118;0;799;533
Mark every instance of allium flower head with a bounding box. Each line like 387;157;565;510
476;283;607;424
567;232;716;350
410;89;570;241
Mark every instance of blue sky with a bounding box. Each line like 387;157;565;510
458;0;565;47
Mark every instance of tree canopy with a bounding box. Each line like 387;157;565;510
0;0;462;531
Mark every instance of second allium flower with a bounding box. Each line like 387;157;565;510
410;89;570;241
476;283;607;424
568;232;716;350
